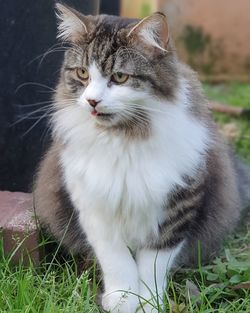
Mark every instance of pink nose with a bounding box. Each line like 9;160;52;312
87;99;100;108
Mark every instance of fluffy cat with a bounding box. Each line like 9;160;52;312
34;4;250;312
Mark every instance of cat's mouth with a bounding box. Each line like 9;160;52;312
91;109;114;119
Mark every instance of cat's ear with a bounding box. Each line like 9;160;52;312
127;13;169;53
55;3;92;43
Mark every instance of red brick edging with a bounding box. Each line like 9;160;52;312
0;191;40;265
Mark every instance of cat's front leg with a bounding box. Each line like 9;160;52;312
100;242;139;313
136;243;183;313
80;214;139;313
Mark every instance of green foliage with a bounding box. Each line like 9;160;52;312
140;3;151;18
168;228;250;312
0;237;100;312
204;82;250;164
204;83;250;107
181;25;211;56
180;25;224;75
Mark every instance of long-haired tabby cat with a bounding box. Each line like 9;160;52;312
34;3;250;312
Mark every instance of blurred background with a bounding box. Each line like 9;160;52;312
0;0;249;192
123;0;250;81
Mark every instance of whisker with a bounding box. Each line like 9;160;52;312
28;43;69;66
16;101;55;108
18;115;52;120
20;105;75;137
118;113;148;133
11;107;53;126
21;112;50;137
41;126;52;144
118;110;149;127
16;98;77;108
38;44;84;68
112;105;151;122
15;82;56;94
11;101;75;127
122;109;150;120
123;103;174;116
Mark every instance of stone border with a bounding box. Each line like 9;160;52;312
0;191;40;265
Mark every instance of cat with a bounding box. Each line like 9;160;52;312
34;3;250;313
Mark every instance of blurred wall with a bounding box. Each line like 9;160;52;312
163;0;250;80
121;0;159;18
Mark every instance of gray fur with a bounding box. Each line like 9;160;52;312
233;155;250;208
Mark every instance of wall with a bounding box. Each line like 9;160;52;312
163;0;250;79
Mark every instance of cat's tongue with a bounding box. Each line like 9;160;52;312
91;109;98;116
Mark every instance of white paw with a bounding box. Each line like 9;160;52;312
102;289;139;313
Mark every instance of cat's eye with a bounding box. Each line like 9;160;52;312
111;72;129;84
76;68;89;81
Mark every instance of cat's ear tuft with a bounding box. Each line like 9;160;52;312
55;3;90;43
127;13;169;52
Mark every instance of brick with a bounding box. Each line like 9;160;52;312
0;191;40;265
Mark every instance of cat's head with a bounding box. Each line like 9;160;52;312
54;3;179;138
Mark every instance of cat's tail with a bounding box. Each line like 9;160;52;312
233;155;250;209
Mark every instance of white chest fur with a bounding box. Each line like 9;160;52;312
59;102;209;248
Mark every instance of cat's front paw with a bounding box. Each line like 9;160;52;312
102;289;139;313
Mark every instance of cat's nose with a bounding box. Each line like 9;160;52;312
87;99;100;108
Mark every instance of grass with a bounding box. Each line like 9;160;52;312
204;82;250;164
168;228;250;312
0;238;100;313
1;82;250;312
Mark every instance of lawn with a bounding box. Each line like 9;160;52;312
204;83;250;165
0;83;249;312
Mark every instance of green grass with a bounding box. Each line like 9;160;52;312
204;82;250;164
1;83;250;312
0;239;100;313
168;228;250;312
203;83;250;108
